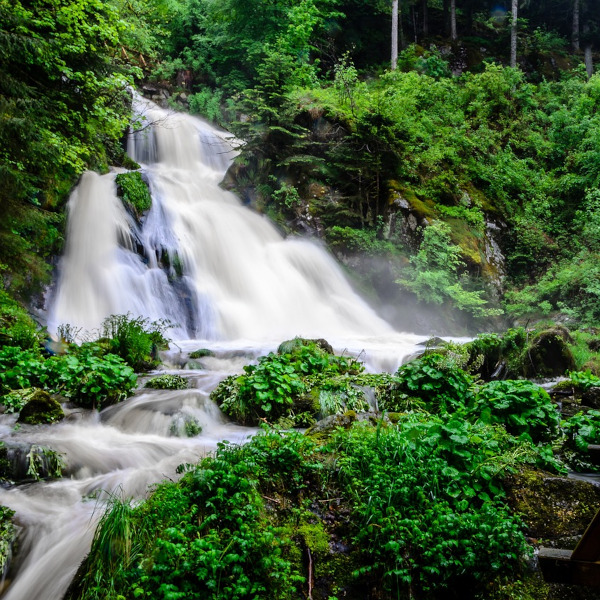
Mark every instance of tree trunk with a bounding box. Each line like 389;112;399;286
443;0;449;36
422;0;429;37
391;0;399;70
573;0;580;52
450;0;457;41
585;44;593;78
510;0;518;68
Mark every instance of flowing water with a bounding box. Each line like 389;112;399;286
0;96;427;600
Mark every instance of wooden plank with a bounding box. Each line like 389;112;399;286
539;547;600;586
572;508;600;562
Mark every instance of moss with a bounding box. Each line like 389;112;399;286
17;390;64;425
0;505;15;580
525;328;576;379
504;467;600;542
189;348;214;359
115;171;152;219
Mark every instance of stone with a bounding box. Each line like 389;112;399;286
17;389;64;425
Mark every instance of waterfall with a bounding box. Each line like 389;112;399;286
48;96;396;344
0;96;429;600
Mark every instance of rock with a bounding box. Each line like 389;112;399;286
524;327;576;378
504;468;600;545
277;337;334;355
582;387;600;410
189;348;214;359
17;390;64;425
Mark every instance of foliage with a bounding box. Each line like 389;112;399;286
562;410;600;472
0;505;15;577
473;380;559;443
69;433;307;600
115;172;152;217
0;291;43;350
145;374;188;390
100;313;171;372
214;339;363;426
25;444;65;480
331;417;542;597
0;344;136;410
390;353;475;414
397;221;502;318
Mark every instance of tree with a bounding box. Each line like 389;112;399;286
510;0;518;68
392;0;399;69
450;0;457;41
573;0;580;51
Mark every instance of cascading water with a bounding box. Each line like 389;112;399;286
0;96;427;600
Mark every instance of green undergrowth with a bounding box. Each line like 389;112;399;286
212;338;364;426
115;171;152;219
145;374;188;390
70;416;561;600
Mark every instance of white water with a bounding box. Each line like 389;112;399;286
1;97;427;600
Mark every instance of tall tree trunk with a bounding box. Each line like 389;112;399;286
583;21;593;78
573;0;580;51
422;0;429;37
443;0;449;36
391;0;399;70
510;0;518;68
450;0;457;41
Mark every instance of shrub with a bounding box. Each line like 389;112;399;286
390;353;475;414
115;171;151;217
145;374;188;390
100;314;171;372
214;340;364;426
331;416;540;597
562;410;600;472
473;380;559;443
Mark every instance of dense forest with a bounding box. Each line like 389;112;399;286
1;0;599;328
3;1;600;599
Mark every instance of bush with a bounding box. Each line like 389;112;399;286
473;380;559;443
100;314;171;372
331;416;540;597
390;353;475;414
115;171;152;218
145;374;188;390
562;410;600;472
213;340;364;426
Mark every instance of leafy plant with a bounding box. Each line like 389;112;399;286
145;374;188;390
473;380;559;443
390;353;475;414
562;410;600;472
115;171;152;218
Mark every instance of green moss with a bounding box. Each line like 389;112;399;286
189;348;214;359
17;390;64;425
0;505;15;579
115;171;152;218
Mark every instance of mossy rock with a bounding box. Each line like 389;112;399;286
115;171;152;220
504;467;600;543
277;337;334;356
189;348;214;359
17;389;64;425
581;387;600;410
524;327;576;379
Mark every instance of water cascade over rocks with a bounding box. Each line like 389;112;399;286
0;97;426;600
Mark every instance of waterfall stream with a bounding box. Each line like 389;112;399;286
0;97;427;600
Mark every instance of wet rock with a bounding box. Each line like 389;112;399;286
582;387;600;410
189;348;215;359
17;389;64;425
524;327;576;379
277;337;334;355
504;468;600;544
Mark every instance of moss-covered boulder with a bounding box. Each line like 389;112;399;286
17;389;64;425
145;374;188;390
524;327;576;379
189;348;214;359
115;171;152;221
504;467;600;545
277;337;334;355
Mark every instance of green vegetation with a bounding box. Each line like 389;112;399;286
145;374;189;390
212;338;363;426
115;172;152;219
0;505;15;577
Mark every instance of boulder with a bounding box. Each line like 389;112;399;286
17;389;64;425
524;327;576;378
